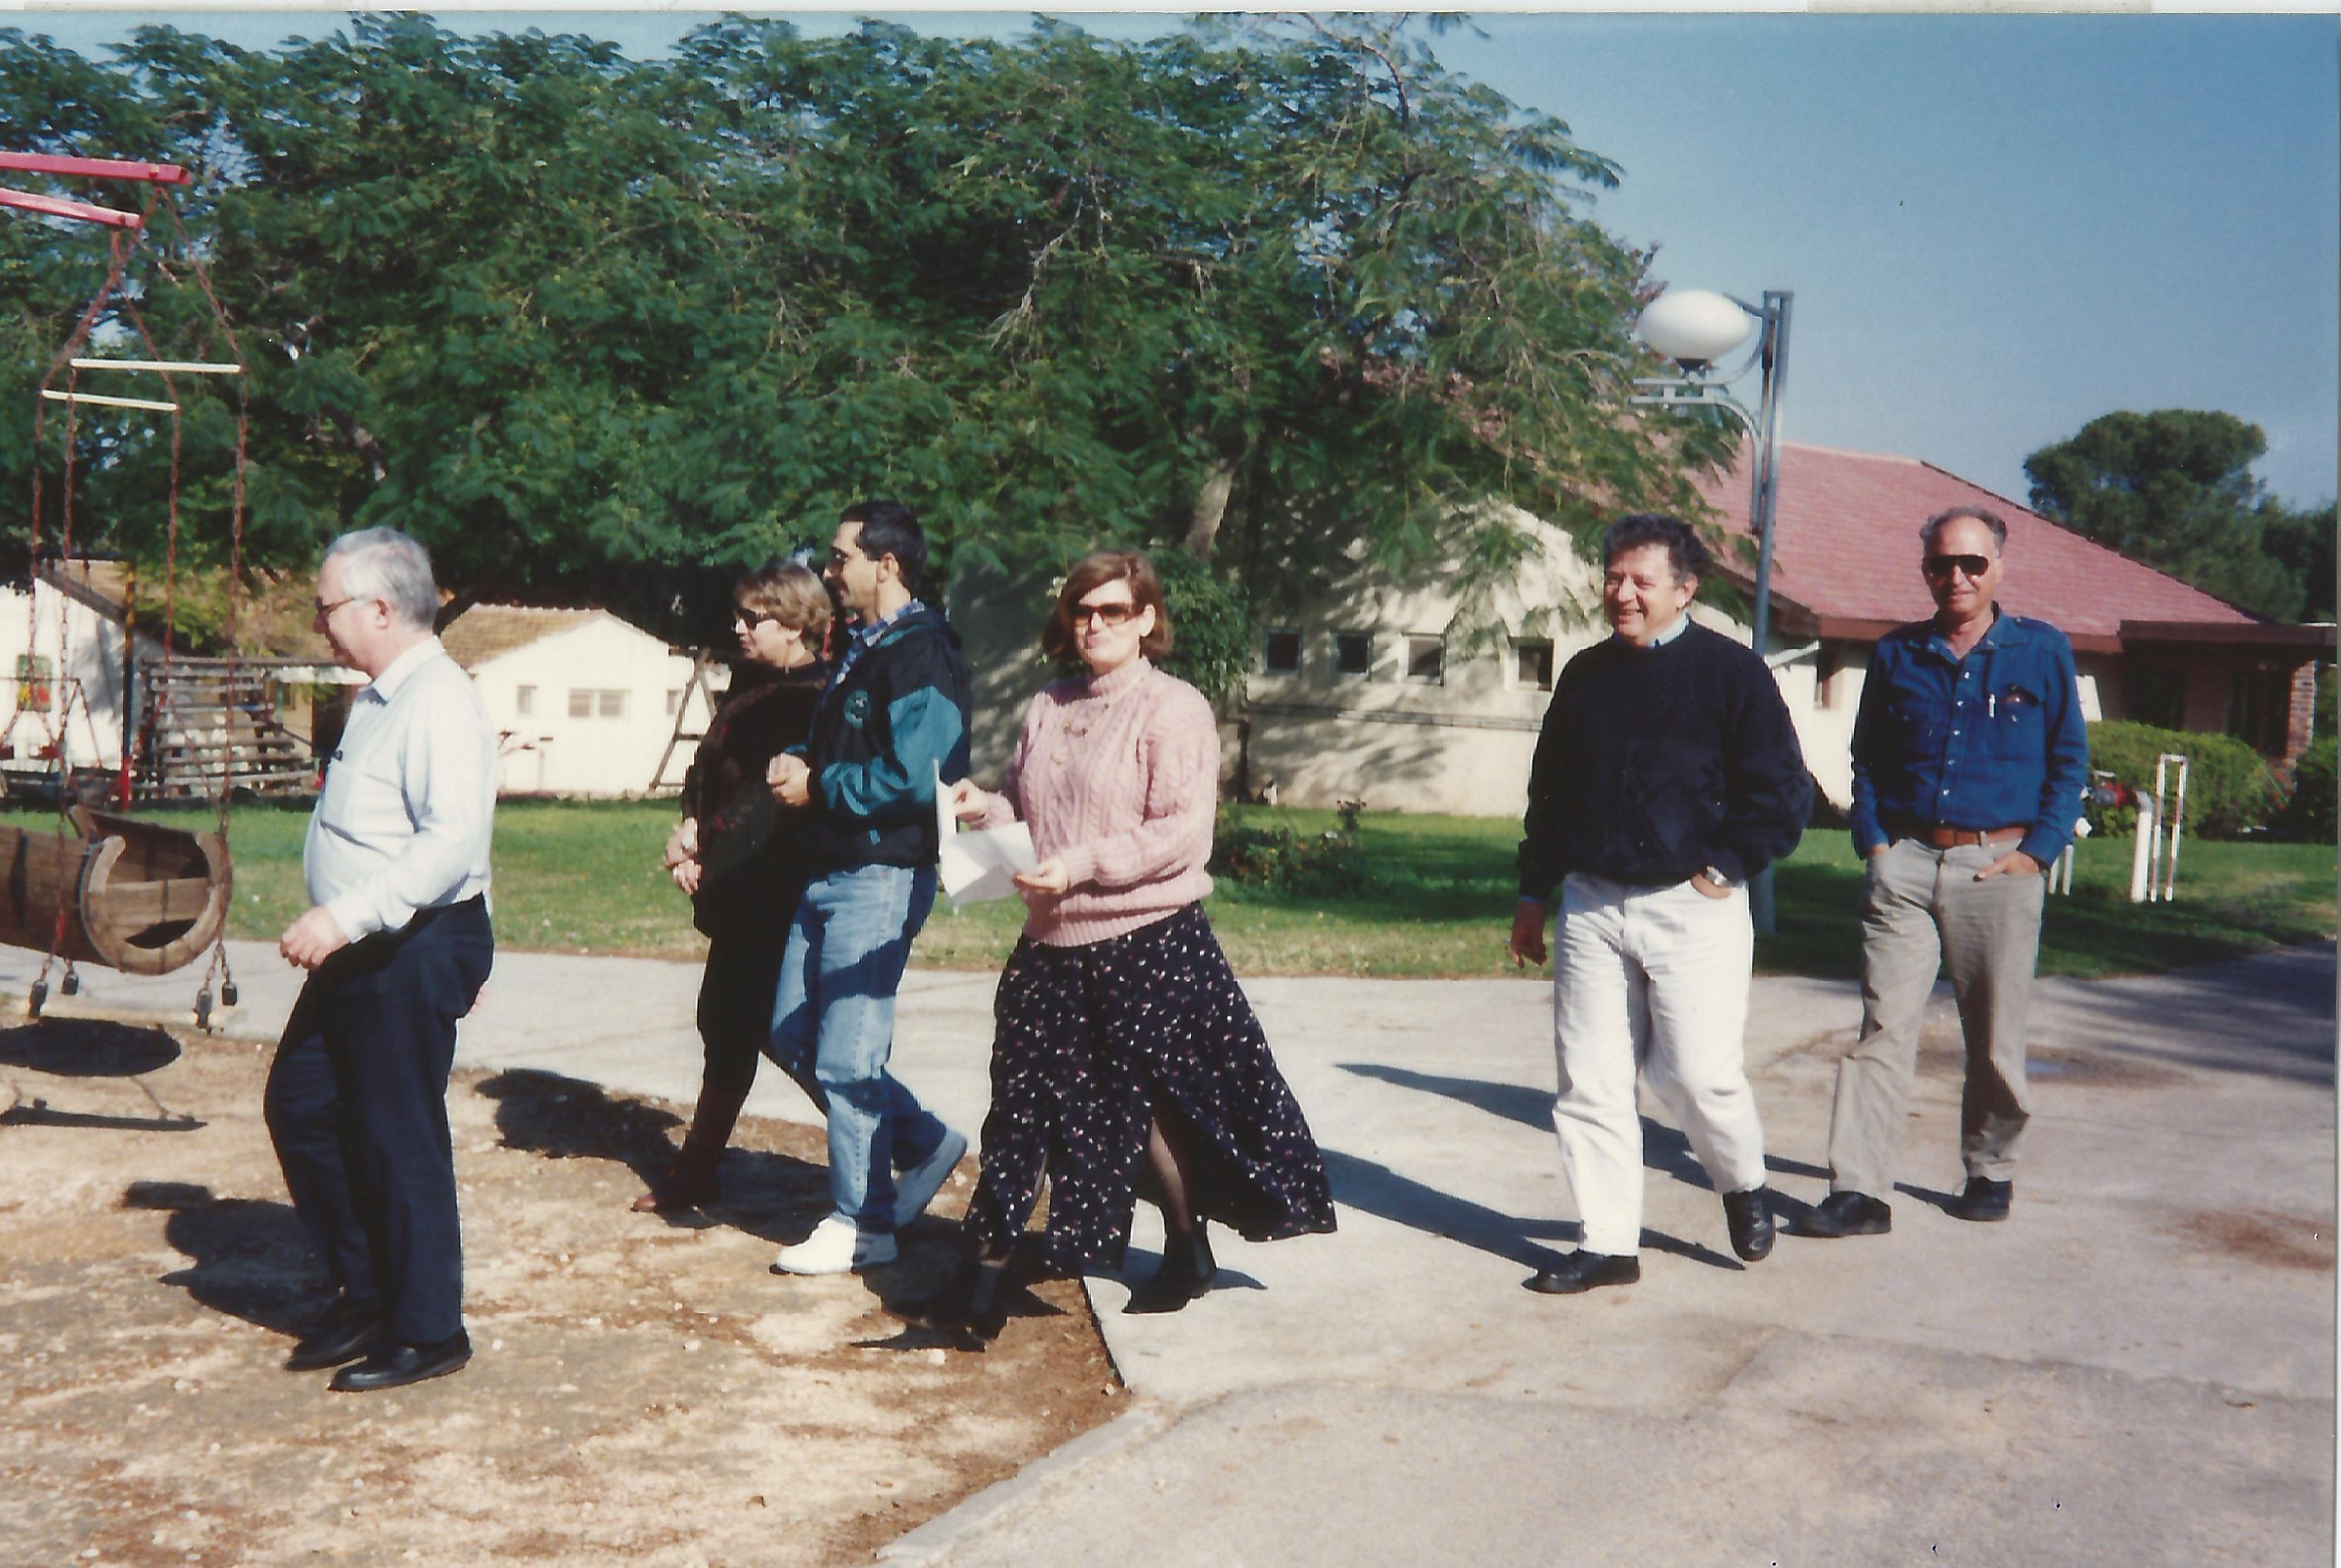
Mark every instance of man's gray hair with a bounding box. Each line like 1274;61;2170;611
1919;504;2009;553
323;527;439;630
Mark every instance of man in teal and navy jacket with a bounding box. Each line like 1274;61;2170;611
763;499;973;1277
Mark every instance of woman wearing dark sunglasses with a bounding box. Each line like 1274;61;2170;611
919;549;1336;1342
636;561;834;1213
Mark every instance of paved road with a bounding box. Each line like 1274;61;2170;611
6;935;2332;1564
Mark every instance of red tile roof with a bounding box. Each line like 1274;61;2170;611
1689;441;2259;642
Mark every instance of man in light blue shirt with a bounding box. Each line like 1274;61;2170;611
266;527;497;1393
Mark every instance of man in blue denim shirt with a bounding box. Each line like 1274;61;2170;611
1801;504;2088;1235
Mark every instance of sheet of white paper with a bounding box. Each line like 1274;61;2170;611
935;762;1038;905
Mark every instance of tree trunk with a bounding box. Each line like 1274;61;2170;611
1183;449;1242;560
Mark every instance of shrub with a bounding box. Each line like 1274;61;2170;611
1210;799;1367;893
1152;551;1252;703
2286;737;2337;842
2084;720;2286;839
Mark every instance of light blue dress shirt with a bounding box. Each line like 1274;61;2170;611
305;637;497;941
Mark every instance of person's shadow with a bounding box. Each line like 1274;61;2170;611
1333;1062;1828;1269
471;1068;844;1250
126;1181;320;1336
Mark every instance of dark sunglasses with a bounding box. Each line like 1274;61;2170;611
1072;601;1139;627
1923;554;1993;579
734;608;783;629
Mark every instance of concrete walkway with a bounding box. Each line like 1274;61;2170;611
8;935;2333;1564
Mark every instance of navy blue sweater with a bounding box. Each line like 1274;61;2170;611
1518;622;1812;900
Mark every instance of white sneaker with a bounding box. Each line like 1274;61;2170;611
770;1216;897;1276
893;1126;969;1230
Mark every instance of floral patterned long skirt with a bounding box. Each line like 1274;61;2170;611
961;904;1338;1273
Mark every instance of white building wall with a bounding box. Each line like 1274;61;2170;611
0;583;130;770
468;617;712;797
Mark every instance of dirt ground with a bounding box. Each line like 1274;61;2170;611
0;1017;1126;1567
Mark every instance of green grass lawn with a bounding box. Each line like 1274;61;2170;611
5;801;2329;981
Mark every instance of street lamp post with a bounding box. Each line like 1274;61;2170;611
1631;286;1795;935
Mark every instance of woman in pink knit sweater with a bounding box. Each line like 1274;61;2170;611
924;551;1335;1341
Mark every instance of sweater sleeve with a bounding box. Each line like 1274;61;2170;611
1516;661;1580;902
980;696;1043;829
1056;686;1219;892
1708;644;1812;883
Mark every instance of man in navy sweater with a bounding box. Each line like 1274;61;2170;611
1508;513;1811;1295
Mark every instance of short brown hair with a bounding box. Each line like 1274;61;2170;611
736;561;833;638
1041;550;1174;664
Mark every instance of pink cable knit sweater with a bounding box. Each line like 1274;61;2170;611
980;657;1218;947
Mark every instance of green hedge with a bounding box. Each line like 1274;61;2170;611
2085;720;2286;839
2286;738;2336;842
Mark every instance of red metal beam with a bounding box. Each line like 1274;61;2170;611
0;186;142;230
0;151;187;186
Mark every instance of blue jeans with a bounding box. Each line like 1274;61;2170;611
766;863;948;1232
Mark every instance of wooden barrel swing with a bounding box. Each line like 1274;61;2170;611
5;150;253;1020
0;807;230;977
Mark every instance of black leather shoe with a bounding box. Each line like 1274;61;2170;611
1722;1187;1776;1262
1796;1191;1892;1237
1949;1177;2013;1223
329;1330;472;1393
285;1313;386;1372
1125;1227;1217;1315
1523;1250;1639;1295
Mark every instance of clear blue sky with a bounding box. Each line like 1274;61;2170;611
17;8;2339;509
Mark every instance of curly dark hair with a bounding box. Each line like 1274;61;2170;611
1601;512;1713;584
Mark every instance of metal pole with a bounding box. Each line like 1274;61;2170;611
1746;290;1792;935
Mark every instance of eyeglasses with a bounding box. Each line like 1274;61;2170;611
1923;554;1993;580
1072;601;1139;628
312;595;356;622
734;608;782;630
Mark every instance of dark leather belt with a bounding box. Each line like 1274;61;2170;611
1910;825;2026;849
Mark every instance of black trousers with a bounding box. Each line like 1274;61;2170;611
264;898;494;1345
695;924;790;1102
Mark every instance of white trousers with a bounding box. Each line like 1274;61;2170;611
1549;872;1767;1257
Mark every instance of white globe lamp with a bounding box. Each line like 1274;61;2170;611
1635;288;1757;370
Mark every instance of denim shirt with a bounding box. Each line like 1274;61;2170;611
1848;610;2090;867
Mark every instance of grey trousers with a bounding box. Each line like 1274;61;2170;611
1827;838;2046;1198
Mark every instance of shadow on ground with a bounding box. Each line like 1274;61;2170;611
474;1067;864;1254
0;1018;181;1076
125;1180;322;1336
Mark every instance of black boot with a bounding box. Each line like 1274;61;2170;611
1125;1226;1217;1315
902;1257;1010;1347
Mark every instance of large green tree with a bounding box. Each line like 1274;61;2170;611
2023;408;2333;622
2;14;1728;645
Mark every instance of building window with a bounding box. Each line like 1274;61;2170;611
2127;666;2185;731
515;685;535;717
665;688;684;717
2227;667;2290;756
1405;634;1445;685
1813;646;1840;710
567;689;592;719
1335;632;1374;678
1513;639;1554;691
599;689;627;720
1262;628;1302;675
568;688;628;720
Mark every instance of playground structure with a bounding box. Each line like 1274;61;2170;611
2;148;252;1017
